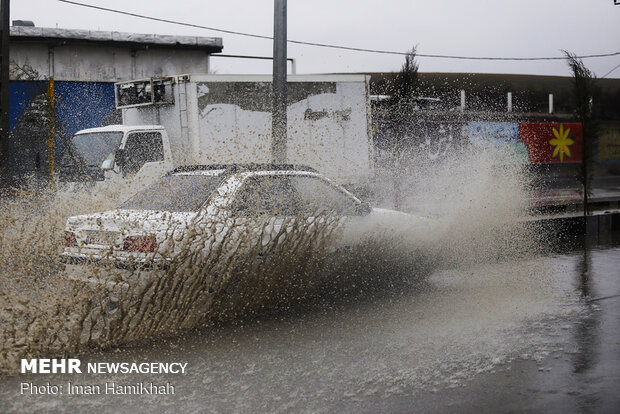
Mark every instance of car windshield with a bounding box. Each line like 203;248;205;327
71;132;124;166
120;174;224;212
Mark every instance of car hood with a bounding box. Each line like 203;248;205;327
367;207;431;227
338;207;431;244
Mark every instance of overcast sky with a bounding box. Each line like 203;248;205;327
10;0;620;78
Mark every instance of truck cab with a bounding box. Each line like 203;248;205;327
58;124;174;199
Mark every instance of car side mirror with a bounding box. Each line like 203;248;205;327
100;158;114;170
355;201;372;216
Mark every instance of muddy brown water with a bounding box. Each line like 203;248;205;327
2;237;618;413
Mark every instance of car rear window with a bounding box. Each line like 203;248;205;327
120;174;224;212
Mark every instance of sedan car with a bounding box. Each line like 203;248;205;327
61;164;427;304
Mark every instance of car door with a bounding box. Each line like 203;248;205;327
230;173;302;253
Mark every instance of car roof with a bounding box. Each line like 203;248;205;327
168;163;318;176
74;124;165;135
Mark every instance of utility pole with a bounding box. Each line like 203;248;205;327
0;0;9;186
272;0;287;164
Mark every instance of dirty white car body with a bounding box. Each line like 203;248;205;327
60;165;423;287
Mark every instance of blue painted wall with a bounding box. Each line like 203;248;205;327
54;81;116;138
10;80;116;135
9;81;46;133
9;80;117;161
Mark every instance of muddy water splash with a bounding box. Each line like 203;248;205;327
0;147;540;374
75;209;433;345
0;185;119;372
376;146;540;267
0;184;428;373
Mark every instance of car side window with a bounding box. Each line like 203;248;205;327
123;132;164;177
291;175;359;216
234;175;301;216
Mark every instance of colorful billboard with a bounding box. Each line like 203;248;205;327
376;120;587;165
466;121;584;164
518;122;583;163
468;122;519;147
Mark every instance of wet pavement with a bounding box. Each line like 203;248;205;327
1;237;619;413
361;245;620;414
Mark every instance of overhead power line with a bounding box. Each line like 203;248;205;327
601;61;620;78
58;0;620;62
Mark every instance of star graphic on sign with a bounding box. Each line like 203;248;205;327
549;124;574;162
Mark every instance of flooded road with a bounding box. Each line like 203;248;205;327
2;236;619;413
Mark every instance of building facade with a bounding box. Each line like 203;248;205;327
8;25;223;182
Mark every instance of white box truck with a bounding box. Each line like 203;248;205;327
58;74;373;199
